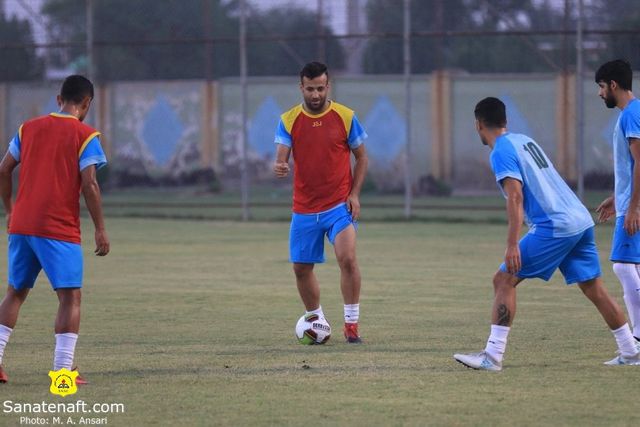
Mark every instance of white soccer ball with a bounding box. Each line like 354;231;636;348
295;313;331;345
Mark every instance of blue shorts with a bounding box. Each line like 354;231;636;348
610;216;640;263
499;227;600;285
289;203;356;264
8;234;83;290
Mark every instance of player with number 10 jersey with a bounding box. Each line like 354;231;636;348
453;97;638;371
491;132;593;239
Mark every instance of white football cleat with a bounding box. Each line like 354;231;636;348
453;351;502;372
604;351;640;366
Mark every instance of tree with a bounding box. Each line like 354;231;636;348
585;0;640;71
41;0;345;81
42;0;239;80
0;11;43;81
246;6;344;76
362;0;570;74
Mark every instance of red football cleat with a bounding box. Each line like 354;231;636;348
72;367;88;385
0;366;8;383
343;323;362;344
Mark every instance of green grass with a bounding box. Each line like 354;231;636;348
0;218;637;426
97;188;613;223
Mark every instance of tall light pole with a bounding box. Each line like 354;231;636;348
576;0;584;200
86;0;94;80
403;0;412;218
239;0;250;220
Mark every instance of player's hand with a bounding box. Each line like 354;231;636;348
504;244;521;275
273;162;290;178
596;196;615;223
347;194;361;221
624;209;640;236
94;228;110;256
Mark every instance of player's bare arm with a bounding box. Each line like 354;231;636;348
273;144;291;178
80;165;110;256
347;145;368;221
0;152;18;232
502;177;524;274
596;194;615;223
624;138;640;235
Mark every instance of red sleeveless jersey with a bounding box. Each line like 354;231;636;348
9;113;101;243
280;102;356;213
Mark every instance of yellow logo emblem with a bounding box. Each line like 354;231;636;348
48;368;79;397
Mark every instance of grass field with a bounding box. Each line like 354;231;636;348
0;216;638;426
97;188;613;222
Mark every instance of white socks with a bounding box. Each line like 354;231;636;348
0;324;13;365
611;323;639;357
612;263;640;338
484;325;510;363
483;323;638;363
306;306;325;319
54;333;78;371
3;330;79;370
344;304;360;324
306;305;361;323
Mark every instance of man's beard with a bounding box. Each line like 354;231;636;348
604;95;617;109
305;99;325;112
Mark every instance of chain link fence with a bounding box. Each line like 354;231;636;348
1;0;638;209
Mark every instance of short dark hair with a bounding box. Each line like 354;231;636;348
595;59;633;91
300;62;328;83
474;97;507;128
60;75;94;104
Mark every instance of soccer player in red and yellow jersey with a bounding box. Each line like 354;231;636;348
0;75;109;383
274;62;368;343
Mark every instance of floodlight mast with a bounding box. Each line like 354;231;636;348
576;0;585;201
403;0;413;219
239;0;250;221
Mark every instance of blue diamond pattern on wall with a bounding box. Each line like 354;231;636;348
142;95;184;166
363;95;405;164
249;96;282;158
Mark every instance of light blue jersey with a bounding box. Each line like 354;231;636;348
490;133;593;238
612;98;640;217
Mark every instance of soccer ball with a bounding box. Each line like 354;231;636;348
295;313;331;345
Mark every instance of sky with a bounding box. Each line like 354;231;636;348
3;0;579;44
248;0;355;35
2;0;355;42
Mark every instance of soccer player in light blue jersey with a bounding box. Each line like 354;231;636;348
595;59;640;351
454;97;639;371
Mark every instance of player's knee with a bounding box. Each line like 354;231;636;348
293;263;314;278
57;289;82;307
578;279;600;297
337;254;358;272
492;272;512;292
5;287;29;304
612;262;635;279
492;272;503;288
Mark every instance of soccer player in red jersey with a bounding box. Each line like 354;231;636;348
0;75;109;383
274;62;369;343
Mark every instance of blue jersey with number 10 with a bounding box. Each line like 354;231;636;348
490;133;593;238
